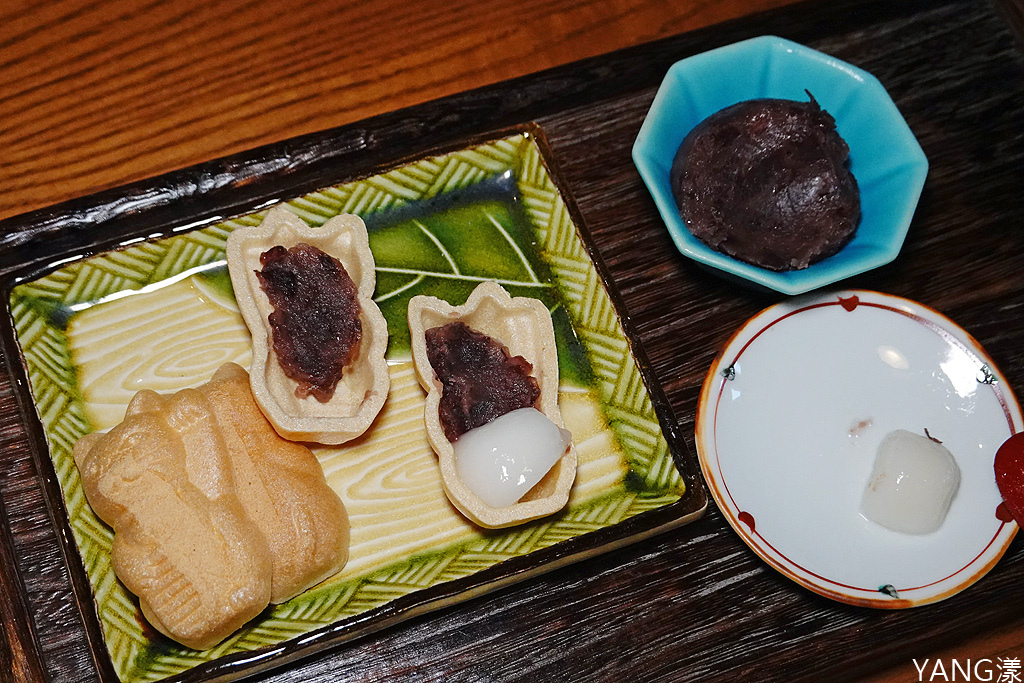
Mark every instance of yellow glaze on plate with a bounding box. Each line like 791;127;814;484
407;281;578;528
67;273;625;582
226;206;389;444
68;275;251;430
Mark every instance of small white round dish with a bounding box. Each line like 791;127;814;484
695;290;1022;607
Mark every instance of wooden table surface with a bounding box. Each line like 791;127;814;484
1;0;804;224
3;1;1024;681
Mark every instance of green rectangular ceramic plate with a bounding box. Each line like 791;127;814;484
9;128;705;682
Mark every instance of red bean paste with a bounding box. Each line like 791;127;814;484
425;321;541;442
670;95;860;271
256;243;362;402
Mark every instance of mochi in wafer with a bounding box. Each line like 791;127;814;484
408;281;577;528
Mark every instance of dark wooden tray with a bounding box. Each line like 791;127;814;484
1;0;1023;680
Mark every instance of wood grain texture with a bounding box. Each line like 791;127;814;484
0;0;796;223
995;0;1024;46
0;475;45;683
1;0;1024;681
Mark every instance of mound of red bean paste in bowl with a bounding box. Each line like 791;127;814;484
670;94;860;271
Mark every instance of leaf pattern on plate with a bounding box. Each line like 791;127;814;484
365;197;558;355
10;132;684;682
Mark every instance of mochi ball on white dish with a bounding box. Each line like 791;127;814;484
860;429;961;535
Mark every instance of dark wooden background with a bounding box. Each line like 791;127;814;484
2;0;1024;681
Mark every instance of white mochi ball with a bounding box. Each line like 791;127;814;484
860;429;961;535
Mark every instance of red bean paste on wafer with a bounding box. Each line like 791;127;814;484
425;321;541;442
256;243;362;402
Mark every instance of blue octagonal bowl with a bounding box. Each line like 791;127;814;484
632;36;928;295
